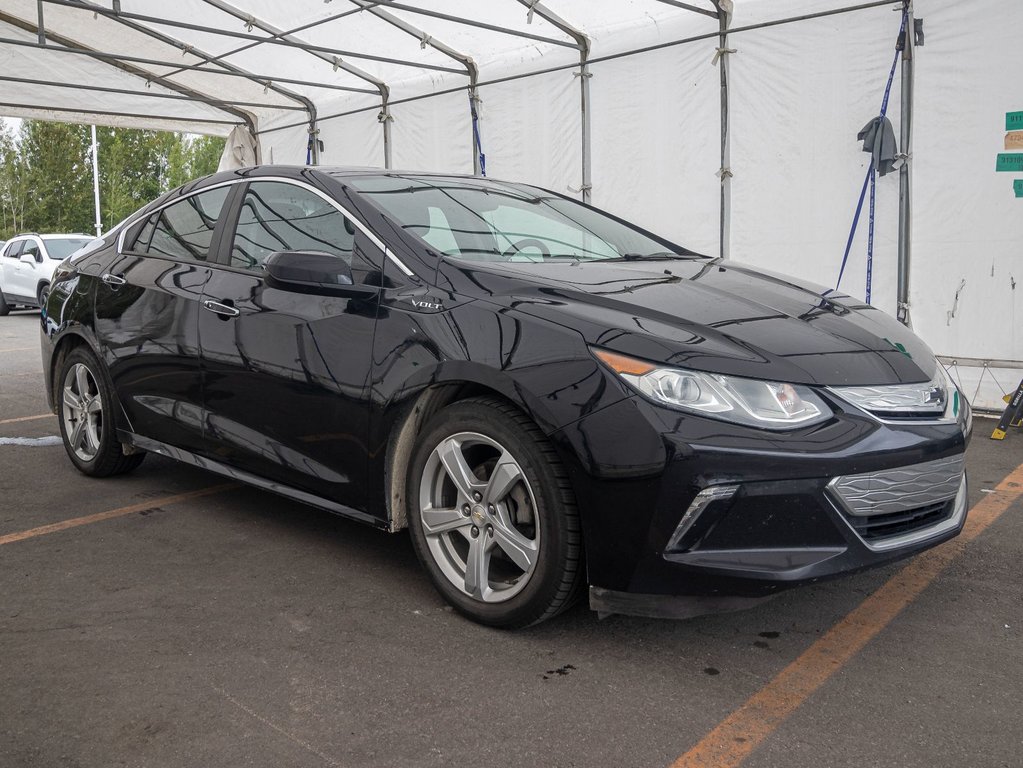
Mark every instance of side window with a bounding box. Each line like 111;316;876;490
3;240;23;258
136;187;230;262
229;181;380;283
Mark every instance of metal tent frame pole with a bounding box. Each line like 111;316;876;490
199;0;392;167
896;0;914;326
712;0;732;260
0;13;256;134
347;0;480;174
43;1;464;75
0;75;305;112
515;1;591;204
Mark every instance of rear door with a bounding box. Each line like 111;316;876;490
94;185;233;452
199;178;384;512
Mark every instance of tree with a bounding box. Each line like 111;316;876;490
17;120;93;235
0;123;28;237
0;120;227;240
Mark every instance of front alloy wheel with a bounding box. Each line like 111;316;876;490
407;398;582;628
419;431;540;603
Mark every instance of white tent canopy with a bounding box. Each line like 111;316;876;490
1;0;1020;410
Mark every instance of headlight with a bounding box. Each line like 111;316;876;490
592;348;831;430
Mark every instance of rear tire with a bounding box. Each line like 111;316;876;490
407;397;583;628
57;346;145;477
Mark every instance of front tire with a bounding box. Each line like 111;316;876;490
407;397;583;628
0;290;9;316
57;346;145;477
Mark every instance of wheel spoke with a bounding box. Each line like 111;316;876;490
437;438;485;501
84;420;101;453
490;516;538;573
484;452;523;505
421;505;470;536
86;397;102;415
62;386;80;415
75;365;90;399
69;418;86;452
463;534;490;599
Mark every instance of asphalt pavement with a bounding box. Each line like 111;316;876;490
1;309;1020;768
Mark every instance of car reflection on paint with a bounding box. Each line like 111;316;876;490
40;166;971;628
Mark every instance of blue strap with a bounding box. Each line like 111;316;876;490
836;161;874;292
836;6;908;296
866;167;875;302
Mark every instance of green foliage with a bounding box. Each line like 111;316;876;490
0;120;226;240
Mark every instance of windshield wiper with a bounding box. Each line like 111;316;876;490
605;252;687;261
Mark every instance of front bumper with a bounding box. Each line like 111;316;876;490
551;392;970;618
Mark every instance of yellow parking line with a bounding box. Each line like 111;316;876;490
0;413;53;426
671;462;1023;768
0;484;236;546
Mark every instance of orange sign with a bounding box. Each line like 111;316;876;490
1006;131;1023;150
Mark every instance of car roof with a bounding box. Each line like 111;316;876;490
9;233;90;240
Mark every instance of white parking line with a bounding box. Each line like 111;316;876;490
0;436;62;446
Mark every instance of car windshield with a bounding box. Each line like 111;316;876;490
346;175;696;263
44;238;93;260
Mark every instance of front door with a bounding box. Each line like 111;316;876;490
0;240;26;301
199;179;383;512
10;238;43;301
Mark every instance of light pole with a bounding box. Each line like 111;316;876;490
90;125;101;236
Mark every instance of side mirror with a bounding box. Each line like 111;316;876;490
22;248;42;265
264;250;355;296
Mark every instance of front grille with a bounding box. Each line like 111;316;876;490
829;454;964;517
844;500;954;542
828;455;966;550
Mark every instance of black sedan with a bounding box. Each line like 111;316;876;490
41;166;971;627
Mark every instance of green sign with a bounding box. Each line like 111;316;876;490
1016;179;1023;198
996;153;1023;172
1008;112;1023;131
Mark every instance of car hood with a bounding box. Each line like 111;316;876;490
447;257;937;386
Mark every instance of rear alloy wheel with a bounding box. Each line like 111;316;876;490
57;347;145;477
407;398;582;628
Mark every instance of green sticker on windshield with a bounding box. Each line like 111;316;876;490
883;338;912;359
996;153;1023;172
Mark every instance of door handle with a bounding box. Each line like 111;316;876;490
101;273;126;286
202;299;240;318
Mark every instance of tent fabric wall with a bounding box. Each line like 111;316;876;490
911;0;1023;410
589;37;721;256
1;0;1019;410
728;4;904;314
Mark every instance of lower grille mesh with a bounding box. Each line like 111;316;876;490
844;500;954;542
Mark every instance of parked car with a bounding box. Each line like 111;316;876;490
1;233;93;315
40;167;971;627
